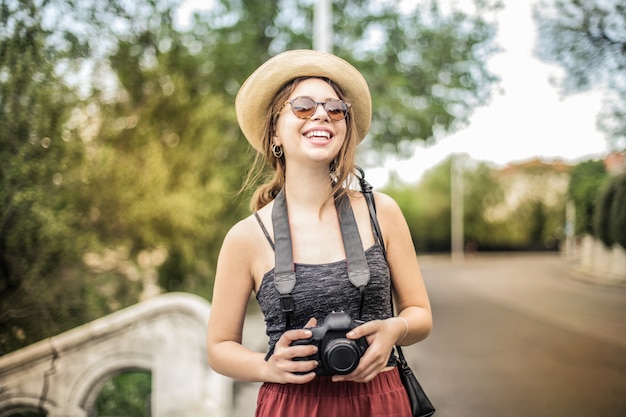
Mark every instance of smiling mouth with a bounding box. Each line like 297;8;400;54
305;130;332;141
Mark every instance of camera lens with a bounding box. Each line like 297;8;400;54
324;338;361;375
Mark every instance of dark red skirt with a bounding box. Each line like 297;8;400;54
255;367;412;417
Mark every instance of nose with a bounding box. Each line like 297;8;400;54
310;102;331;121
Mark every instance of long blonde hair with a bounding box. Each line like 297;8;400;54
242;77;360;212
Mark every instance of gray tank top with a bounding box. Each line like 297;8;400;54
254;213;392;354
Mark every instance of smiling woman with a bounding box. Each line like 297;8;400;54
206;49;433;417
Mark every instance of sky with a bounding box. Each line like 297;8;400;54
178;0;612;188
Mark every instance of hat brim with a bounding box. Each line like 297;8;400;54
235;49;371;153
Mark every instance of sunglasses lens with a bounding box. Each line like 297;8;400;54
324;100;348;120
291;97;316;118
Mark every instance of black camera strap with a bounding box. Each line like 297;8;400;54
271;188;370;330
357;168;413;369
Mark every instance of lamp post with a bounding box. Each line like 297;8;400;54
314;0;332;53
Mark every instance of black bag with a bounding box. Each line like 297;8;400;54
397;345;436;417
358;168;436;417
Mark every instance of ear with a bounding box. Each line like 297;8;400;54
272;135;281;147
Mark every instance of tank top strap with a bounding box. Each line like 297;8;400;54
254;212;275;251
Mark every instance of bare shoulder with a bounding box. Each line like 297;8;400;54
220;213;263;257
372;191;403;217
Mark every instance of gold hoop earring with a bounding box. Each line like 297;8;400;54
271;143;283;158
329;157;339;182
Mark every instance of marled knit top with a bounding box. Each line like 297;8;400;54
254;216;393;355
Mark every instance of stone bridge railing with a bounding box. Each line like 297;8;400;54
0;292;233;417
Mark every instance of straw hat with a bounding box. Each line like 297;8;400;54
235;49;372;153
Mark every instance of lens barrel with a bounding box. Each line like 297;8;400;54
324;338;361;375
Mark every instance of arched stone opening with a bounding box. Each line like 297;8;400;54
0;401;47;417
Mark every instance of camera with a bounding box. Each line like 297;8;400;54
291;311;369;376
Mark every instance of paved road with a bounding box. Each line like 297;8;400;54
234;253;626;417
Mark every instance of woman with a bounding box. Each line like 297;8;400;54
207;49;432;416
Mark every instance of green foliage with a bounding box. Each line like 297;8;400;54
594;172;626;249
385;157;572;253
567;160;609;236
594;177;617;248
384;159;452;252
338;0;502;159
95;371;151;417
0;0;128;354
461;160;508;248
533;0;626;149
612;173;626;249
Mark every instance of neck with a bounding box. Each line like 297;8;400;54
283;165;336;213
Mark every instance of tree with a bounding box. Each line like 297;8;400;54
594;177;617;248
567;159;609;236
462;160;507;249
610;173;626;249
533;0;626;149
0;0;135;354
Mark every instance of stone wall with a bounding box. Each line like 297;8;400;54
575;235;626;285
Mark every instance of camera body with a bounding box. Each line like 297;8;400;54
291;311;369;376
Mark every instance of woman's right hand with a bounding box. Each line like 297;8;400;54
265;317;319;384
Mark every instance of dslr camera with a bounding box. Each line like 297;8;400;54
291;311;369;376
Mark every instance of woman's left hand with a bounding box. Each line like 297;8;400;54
331;317;405;383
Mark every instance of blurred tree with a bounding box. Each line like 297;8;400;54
593;171;626;249
567;159;609;236
491;160;569;250
178;0;503;163
337;0;502;159
0;0;139;354
594;176;617;248
462;160;507;249
611;173;626;249
399;159;454;252
533;0;626;150
88;21;249;296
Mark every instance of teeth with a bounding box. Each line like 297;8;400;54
305;131;331;139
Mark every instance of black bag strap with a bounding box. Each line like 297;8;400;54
271;188;370;326
356;167;410;364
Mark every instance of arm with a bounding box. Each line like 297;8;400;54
206;217;318;383
375;191;432;346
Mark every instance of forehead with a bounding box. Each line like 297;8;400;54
290;78;339;98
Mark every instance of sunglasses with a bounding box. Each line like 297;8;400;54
280;96;351;121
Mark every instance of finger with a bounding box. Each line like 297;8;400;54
304;317;318;328
277;328;313;346
284;369;317;385
289;344;318;360
346;320;377;339
290;359;319;375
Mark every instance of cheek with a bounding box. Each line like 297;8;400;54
274;118;304;145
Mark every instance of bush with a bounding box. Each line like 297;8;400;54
610;173;626;249
594;173;626;249
594;180;616;247
568;160;608;236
